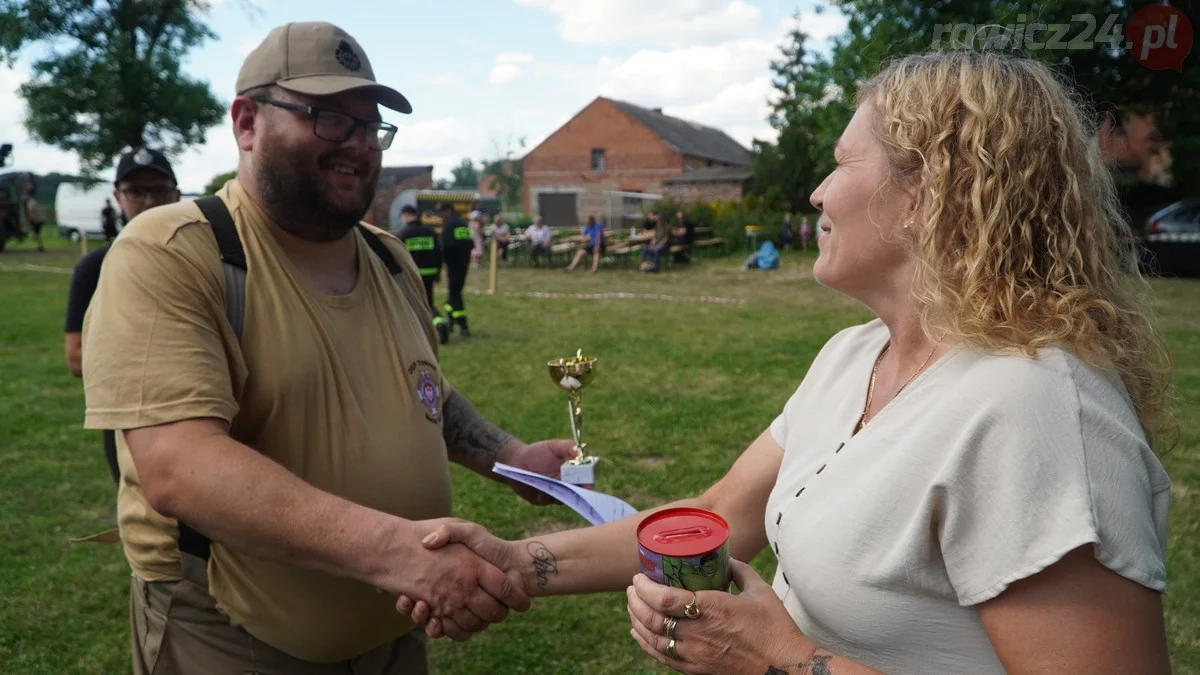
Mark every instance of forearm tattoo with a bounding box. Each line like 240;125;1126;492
441;391;515;473
527;541;559;589
765;654;833;675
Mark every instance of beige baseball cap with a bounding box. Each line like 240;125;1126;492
236;22;412;114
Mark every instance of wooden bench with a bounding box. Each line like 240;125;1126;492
693;237;728;256
549;242;578;266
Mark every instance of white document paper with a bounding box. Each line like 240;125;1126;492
493;463;639;525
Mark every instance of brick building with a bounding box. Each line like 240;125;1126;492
365;165;434;227
522;97;752;226
1098;113;1171;186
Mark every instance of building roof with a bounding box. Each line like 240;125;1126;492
605;98;752;167
377;165;433;187
664;165;754;184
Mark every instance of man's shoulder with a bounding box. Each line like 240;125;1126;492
108;200;223;276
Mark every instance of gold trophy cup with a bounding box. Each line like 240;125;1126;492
548;349;600;487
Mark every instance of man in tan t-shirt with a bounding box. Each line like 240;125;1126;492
81;21;576;675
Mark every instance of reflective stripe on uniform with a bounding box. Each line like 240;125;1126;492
453;226;472;241
419;267;439;277
404;236;436;252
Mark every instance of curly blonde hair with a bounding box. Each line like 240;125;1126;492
858;50;1177;452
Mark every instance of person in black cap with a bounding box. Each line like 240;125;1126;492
396;204;450;344
64;146;180;484
438;202;474;337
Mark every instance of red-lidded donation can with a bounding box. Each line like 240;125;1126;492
636;507;732;592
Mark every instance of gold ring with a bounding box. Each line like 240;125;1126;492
663;616;678;639
666;638;679;660
683;592;701;620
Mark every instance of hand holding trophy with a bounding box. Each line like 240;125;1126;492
548;349;600;488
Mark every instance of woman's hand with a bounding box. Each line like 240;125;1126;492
396;521;530;639
627;559;813;675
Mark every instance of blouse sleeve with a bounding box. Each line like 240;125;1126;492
934;352;1171;607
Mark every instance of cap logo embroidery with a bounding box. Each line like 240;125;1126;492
133;148;153;165
335;40;362;72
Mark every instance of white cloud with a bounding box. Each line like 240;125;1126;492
795;9;848;41
596;38;776;108
490;63;525;85
173;118;239;194
515;0;761;47
496;51;535;65
489;51;536;84
667;75;774;133
0;64;82;177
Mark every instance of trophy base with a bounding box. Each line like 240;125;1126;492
561;456;600;489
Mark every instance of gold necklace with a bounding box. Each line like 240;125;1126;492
854;342;937;433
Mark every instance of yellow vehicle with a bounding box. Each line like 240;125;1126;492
387;189;499;232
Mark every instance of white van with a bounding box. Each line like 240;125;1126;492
55;181;117;242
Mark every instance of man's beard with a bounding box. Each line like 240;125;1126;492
255;132;379;242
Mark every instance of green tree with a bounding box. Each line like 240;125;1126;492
449;158;480;189
0;0;226;176
822;0;1200;189
482;135;526;211
204;170;236;196
751;18;846;211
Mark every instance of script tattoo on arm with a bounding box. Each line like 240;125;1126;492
764;654;834;675
527;541;559;589
441;390;516;474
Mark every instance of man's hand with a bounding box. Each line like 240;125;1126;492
397;521;534;639
382;518;530;642
498;440;578;505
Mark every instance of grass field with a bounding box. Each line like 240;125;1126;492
1;233;1197;674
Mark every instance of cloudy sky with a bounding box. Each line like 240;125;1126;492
0;0;847;194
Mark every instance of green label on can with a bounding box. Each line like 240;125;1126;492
639;542;731;592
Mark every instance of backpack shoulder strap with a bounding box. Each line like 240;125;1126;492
357;224;404;276
357;224;437;343
195;196;248;344
358;225;424;308
175;196;245;575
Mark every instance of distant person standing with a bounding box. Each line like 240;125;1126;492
468;210;485;269
397;204;449;345
439;202;474;337
22;180;45;252
64;147;180;483
101;199;119;241
781;211;794;251
799;214;812;251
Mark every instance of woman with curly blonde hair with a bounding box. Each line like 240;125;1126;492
401;50;1176;674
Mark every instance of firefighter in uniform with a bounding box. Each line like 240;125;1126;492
437;202;474;337
396;205;449;344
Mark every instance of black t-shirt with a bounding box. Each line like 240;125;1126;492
101;205;118;236
64;244;110;332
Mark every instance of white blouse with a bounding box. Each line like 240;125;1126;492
765;319;1171;674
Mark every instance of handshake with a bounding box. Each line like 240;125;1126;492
378;518;546;642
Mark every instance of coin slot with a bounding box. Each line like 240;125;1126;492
654;526;712;543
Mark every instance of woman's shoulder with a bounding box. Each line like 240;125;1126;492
950;345;1131;417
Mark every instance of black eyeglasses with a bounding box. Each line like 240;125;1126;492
118;185;176;200
253;98;398;151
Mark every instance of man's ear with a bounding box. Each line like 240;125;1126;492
231;98;258;152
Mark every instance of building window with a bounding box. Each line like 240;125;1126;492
591;148;606;171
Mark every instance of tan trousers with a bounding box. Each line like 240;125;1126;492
129;575;428;675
